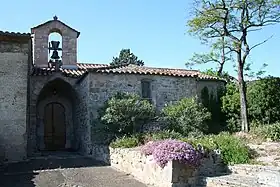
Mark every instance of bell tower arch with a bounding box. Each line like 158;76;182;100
31;16;80;69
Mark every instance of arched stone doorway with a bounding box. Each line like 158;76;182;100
36;78;77;151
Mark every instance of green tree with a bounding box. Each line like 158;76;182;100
186;37;232;76
187;0;280;132
111;49;144;66
221;77;280;131
247;76;280;124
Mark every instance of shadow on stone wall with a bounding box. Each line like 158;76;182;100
91;144;112;165
0;136;5;165
194;152;232;186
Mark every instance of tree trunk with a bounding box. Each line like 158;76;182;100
218;36;226;76
217;65;223;76
237;52;249;132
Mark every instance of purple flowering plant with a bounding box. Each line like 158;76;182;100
140;139;202;168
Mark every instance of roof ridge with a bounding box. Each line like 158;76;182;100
31;19;80;38
88;63;130;71
77;62;109;66
141;65;200;72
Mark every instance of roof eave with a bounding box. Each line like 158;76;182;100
0;31;31;42
31;20;80;38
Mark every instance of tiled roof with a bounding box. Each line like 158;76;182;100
31;63;108;78
0;31;31;37
31;63;223;81
76;63;109;70
91;64;219;80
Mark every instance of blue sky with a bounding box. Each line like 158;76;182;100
1;0;279;78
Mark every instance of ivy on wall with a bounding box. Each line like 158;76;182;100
201;86;226;134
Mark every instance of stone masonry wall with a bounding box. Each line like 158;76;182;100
91;146;226;187
87;73;225;143
88;73;197;113
0;38;31;162
88;73;198;143
197;80;225;100
73;76;92;155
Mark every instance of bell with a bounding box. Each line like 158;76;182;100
51;41;60;50
50;50;60;60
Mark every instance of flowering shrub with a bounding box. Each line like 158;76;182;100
141;139;202;168
141;140;164;155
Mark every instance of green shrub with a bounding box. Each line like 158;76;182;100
182;132;251;165
99;92;156;136
247;77;280;124
109;131;184;148
110;135;141;148
250;123;280;141
221;83;241;132
162;97;211;136
221;77;280;132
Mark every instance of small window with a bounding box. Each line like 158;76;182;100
141;80;152;101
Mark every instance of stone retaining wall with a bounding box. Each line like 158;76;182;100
91;145;227;187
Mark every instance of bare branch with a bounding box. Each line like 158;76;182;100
249;35;273;51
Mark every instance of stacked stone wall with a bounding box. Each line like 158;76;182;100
0;37;31;162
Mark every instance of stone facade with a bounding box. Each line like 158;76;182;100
0;34;31;162
87;73;225;144
88;73;198;112
0;17;225;162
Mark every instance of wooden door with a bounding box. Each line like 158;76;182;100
44;102;66;151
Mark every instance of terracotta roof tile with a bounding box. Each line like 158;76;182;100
91;64;222;80
31;63;223;81
0;31;31;37
77;63;109;70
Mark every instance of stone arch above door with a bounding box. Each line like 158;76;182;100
34;78;78;151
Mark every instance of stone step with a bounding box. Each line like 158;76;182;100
229;164;280;176
198;174;264;187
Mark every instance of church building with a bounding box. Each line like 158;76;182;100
0;17;224;162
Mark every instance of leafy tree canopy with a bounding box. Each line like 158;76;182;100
110;49;144;66
187;0;280;132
